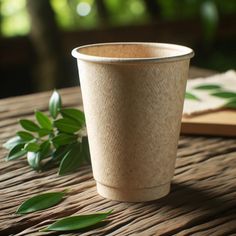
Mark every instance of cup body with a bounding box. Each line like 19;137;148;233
72;42;194;202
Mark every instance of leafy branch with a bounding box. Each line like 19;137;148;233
4;91;112;232
3;90;90;175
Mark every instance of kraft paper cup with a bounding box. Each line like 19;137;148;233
72;42;194;202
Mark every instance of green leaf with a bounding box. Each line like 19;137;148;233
40;140;51;158
20;119;40;132
17;131;34;141
82;136;91;164
27;152;41;170
49;90;62;119
52;145;73;161
38;128;51;137
195;84;221;90
52;133;77;148
211;91;236;99
3;136;24;150
6;143;27;161
42;211;112;232
224;99;236;109
60;108;85;126
35;111;52;130
24;142;40;152
185;92;200;101
16;192;65;214
54;118;82;134
59;143;84;175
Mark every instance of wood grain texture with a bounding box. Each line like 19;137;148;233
0;69;236;235
181;110;236;137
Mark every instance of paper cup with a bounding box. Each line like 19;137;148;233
72;42;194;202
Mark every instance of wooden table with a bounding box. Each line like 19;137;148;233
0;68;236;235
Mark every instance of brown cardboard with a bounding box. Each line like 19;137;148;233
72;42;194;202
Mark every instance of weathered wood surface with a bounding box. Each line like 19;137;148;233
0;68;236;235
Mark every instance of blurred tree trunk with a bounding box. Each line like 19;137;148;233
144;0;161;21
0;2;2;36
26;0;66;91
95;0;109;26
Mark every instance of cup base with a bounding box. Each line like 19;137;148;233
96;182;171;202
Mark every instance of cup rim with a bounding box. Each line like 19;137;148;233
72;42;194;64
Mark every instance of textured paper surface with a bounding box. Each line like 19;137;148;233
78;62;190;201
74;43;193;201
183;70;236;116
79;60;189;187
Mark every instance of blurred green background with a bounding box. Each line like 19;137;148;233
0;0;236;98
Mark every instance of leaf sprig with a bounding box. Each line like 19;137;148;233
3;90;90;175
185;83;236;109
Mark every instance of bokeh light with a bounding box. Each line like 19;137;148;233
76;2;91;16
